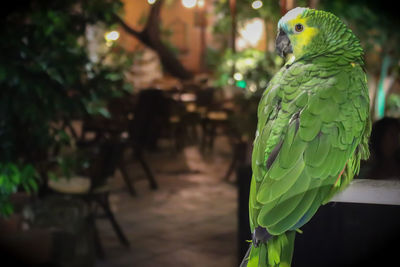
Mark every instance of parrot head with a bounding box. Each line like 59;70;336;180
276;7;363;63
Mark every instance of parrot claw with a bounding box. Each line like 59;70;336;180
252;226;272;247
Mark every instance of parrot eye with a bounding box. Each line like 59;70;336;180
294;23;304;33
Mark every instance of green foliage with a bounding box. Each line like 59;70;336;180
212;0;280;50
386;94;400;118
0;0;130;216
209;0;284;139
51;147;91;180
214;0;281;27
209;1;285;93
210;48;282;95
0;163;38;216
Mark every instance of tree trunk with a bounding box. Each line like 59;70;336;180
115;0;193;80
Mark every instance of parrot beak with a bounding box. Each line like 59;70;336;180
276;29;293;58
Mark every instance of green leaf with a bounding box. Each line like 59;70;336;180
4;202;14;217
97;107;111;118
28;178;38;192
11;172;20;184
123;82;133;93
22;183;31;194
47;171;58;181
0;174;5;186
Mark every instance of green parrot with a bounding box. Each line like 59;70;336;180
241;7;371;267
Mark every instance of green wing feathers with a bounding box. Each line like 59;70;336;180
250;63;370;236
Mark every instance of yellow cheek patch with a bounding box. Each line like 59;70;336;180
287;17;318;57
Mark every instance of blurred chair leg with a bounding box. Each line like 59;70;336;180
191;122;199;142
174;122;184;152
90;216;105;259
224;156;237;181
96;193;130;248
225;141;248;182
209;123;217;150
134;148;158;190
200;119;208;152
118;163;137;196
86;201;105;259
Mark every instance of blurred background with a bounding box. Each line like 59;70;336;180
1;0;400;266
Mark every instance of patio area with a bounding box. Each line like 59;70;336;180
96;137;238;267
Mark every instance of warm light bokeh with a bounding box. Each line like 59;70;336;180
104;30;120;42
181;0;197;9
251;0;263;10
237;18;265;51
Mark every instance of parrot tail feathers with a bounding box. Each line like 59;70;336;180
241;231;296;267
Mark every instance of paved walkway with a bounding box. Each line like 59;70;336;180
96;137;238;267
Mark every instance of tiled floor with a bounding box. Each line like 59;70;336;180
96;137;238;267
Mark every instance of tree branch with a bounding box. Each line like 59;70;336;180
144;0;163;37
114;0;193;80
113;13;144;42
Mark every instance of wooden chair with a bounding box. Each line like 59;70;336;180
195;87;231;151
47;139;130;258
130;89;185;152
79;96;158;196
